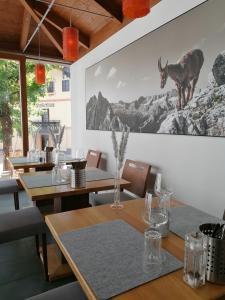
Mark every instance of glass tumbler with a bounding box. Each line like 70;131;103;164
143;229;162;267
143;192;152;224
183;231;207;288
154;173;162;196
149;195;169;238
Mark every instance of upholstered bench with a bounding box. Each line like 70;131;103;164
26;282;87;300
0;179;20;210
0;207;48;280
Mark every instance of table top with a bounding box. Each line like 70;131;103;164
19;168;130;201
46;199;225;300
8;156;74;170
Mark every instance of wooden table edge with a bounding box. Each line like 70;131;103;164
45;216;97;300
18;174;131;201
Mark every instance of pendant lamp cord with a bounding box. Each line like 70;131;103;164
70;10;72;27
38;29;40;63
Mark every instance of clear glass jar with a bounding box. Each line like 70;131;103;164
183;231;207;288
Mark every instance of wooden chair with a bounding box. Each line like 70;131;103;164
0;207;48;281
91;159;151;206
0;179;20;210
26;282;87;300
86;150;102;168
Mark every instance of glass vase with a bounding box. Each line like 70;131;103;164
111;158;123;209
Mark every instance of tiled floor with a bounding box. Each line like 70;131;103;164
0;191;74;300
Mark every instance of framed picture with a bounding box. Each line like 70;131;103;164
86;0;225;137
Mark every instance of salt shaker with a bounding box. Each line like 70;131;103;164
183;231;207;288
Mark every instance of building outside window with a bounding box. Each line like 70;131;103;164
62;67;70;92
47;80;55;94
30;66;72;155
41;109;49;123
62;79;70;92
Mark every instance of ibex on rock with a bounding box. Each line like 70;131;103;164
158;49;204;110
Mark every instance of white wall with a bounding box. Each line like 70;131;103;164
71;0;225;218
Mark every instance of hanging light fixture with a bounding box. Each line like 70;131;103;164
122;0;151;19
63;12;79;62
35;64;45;85
35;29;45;84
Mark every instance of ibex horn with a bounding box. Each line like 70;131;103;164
158;57;162;72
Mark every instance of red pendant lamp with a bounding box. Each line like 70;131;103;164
35;64;45;85
63;27;79;62
35;29;45;85
122;0;150;19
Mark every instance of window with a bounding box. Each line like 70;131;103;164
42;109;49;123
63;67;70;79
47;81;54;94
62;79;70;92
62;67;70;92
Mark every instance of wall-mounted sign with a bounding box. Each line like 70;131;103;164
36;103;55;108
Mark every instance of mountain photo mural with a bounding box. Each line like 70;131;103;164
86;0;225;137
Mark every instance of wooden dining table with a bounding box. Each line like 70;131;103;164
19;168;130;213
8;156;75;172
18;167;130;280
46;198;225;300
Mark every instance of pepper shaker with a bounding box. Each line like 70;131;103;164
183;231;207;288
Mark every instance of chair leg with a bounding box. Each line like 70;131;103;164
13;192;19;210
35;235;40;256
42;233;49;281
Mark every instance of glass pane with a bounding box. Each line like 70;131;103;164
0;60;22;173
62;79;70;92
47;81;54;93
28;64;71;156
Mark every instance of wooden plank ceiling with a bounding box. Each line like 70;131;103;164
0;0;160;64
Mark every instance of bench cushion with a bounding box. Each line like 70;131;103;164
0;179;19;194
26;282;87;300
0;207;45;243
91;191;135;206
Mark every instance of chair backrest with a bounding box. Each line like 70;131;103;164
86;150;102;168
121;159;151;197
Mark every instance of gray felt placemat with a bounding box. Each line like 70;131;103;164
170;205;223;240
21;169;114;189
10;156;73;165
86;169;114;182
10;157;36;164
59;219;183;300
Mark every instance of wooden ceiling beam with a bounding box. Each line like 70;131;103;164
19;0;63;55
90;0;161;52
0;46;70;65
32;1;90;49
20;9;32;50
93;0;123;23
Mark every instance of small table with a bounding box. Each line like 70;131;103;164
19;168;130;212
46;199;225;300
8;156;75;172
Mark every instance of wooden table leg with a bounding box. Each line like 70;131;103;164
53;196;62;213
39;244;73;282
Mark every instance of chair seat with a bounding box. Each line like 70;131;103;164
91;191;136;206
0;179;19;194
0;207;45;244
26;282;87;300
